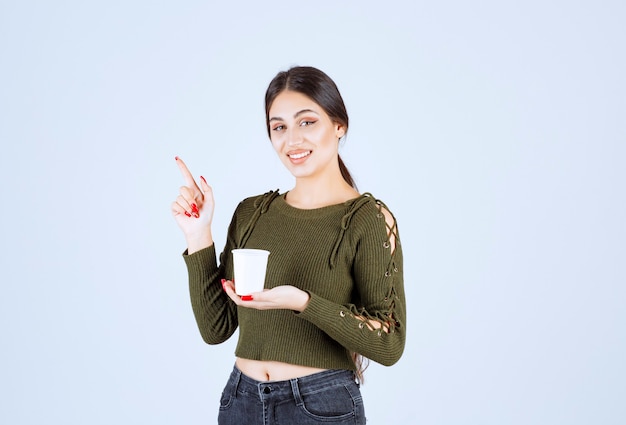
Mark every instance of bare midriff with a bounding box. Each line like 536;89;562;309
236;357;328;382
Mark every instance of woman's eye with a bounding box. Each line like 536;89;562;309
272;125;285;131
300;120;316;127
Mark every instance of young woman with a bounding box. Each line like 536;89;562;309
171;66;406;424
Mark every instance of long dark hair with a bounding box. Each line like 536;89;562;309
264;66;357;189
265;66;368;381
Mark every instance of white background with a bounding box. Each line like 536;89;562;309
1;1;624;424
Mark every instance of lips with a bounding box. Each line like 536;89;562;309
287;150;312;160
287;151;311;159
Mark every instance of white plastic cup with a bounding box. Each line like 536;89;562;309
231;249;270;296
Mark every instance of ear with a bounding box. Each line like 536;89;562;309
335;122;346;139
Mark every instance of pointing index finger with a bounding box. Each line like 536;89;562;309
175;156;200;190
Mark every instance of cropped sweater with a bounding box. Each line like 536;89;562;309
183;190;406;370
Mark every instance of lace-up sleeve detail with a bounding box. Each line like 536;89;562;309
297;195;406;366
237;190;280;248
330;194;372;268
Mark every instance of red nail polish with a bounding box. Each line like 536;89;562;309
241;295;253;301
191;203;199;213
184;211;192;217
175;156;179;161
200;176;207;184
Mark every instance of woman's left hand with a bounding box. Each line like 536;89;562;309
222;280;310;312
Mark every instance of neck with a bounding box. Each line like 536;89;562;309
287;172;359;209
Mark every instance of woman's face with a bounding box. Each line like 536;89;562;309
268;90;345;180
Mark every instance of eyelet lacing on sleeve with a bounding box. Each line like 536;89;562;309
333;194;402;335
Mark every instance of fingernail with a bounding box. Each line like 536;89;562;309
200;176;207;184
175;156;179;161
241;295;254;301
184;211;192;217
221;279;227;290
191;203;199;213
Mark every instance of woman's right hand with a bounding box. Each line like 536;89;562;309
171;157;214;253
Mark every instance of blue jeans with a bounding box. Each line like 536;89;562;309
218;365;366;424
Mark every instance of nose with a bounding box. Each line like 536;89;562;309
286;127;303;146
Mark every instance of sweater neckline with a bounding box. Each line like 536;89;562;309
274;192;367;217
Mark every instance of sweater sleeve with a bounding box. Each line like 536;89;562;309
297;201;406;366
183;206;242;345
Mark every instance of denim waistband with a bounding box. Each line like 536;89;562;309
227;365;357;401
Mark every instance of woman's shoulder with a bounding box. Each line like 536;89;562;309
229;190;283;247
235;189;282;213
349;193;399;238
351;193;397;217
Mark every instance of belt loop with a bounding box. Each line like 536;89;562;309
290;378;303;406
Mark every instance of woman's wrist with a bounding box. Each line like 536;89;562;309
294;289;311;312
186;232;213;254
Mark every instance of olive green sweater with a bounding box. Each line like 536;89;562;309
183;191;406;370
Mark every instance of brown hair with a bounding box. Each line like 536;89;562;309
264;66;357;189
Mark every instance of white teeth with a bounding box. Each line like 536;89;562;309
289;151;311;159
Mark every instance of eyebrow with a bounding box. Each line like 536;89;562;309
269;108;319;122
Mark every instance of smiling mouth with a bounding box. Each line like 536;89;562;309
288;150;312;160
